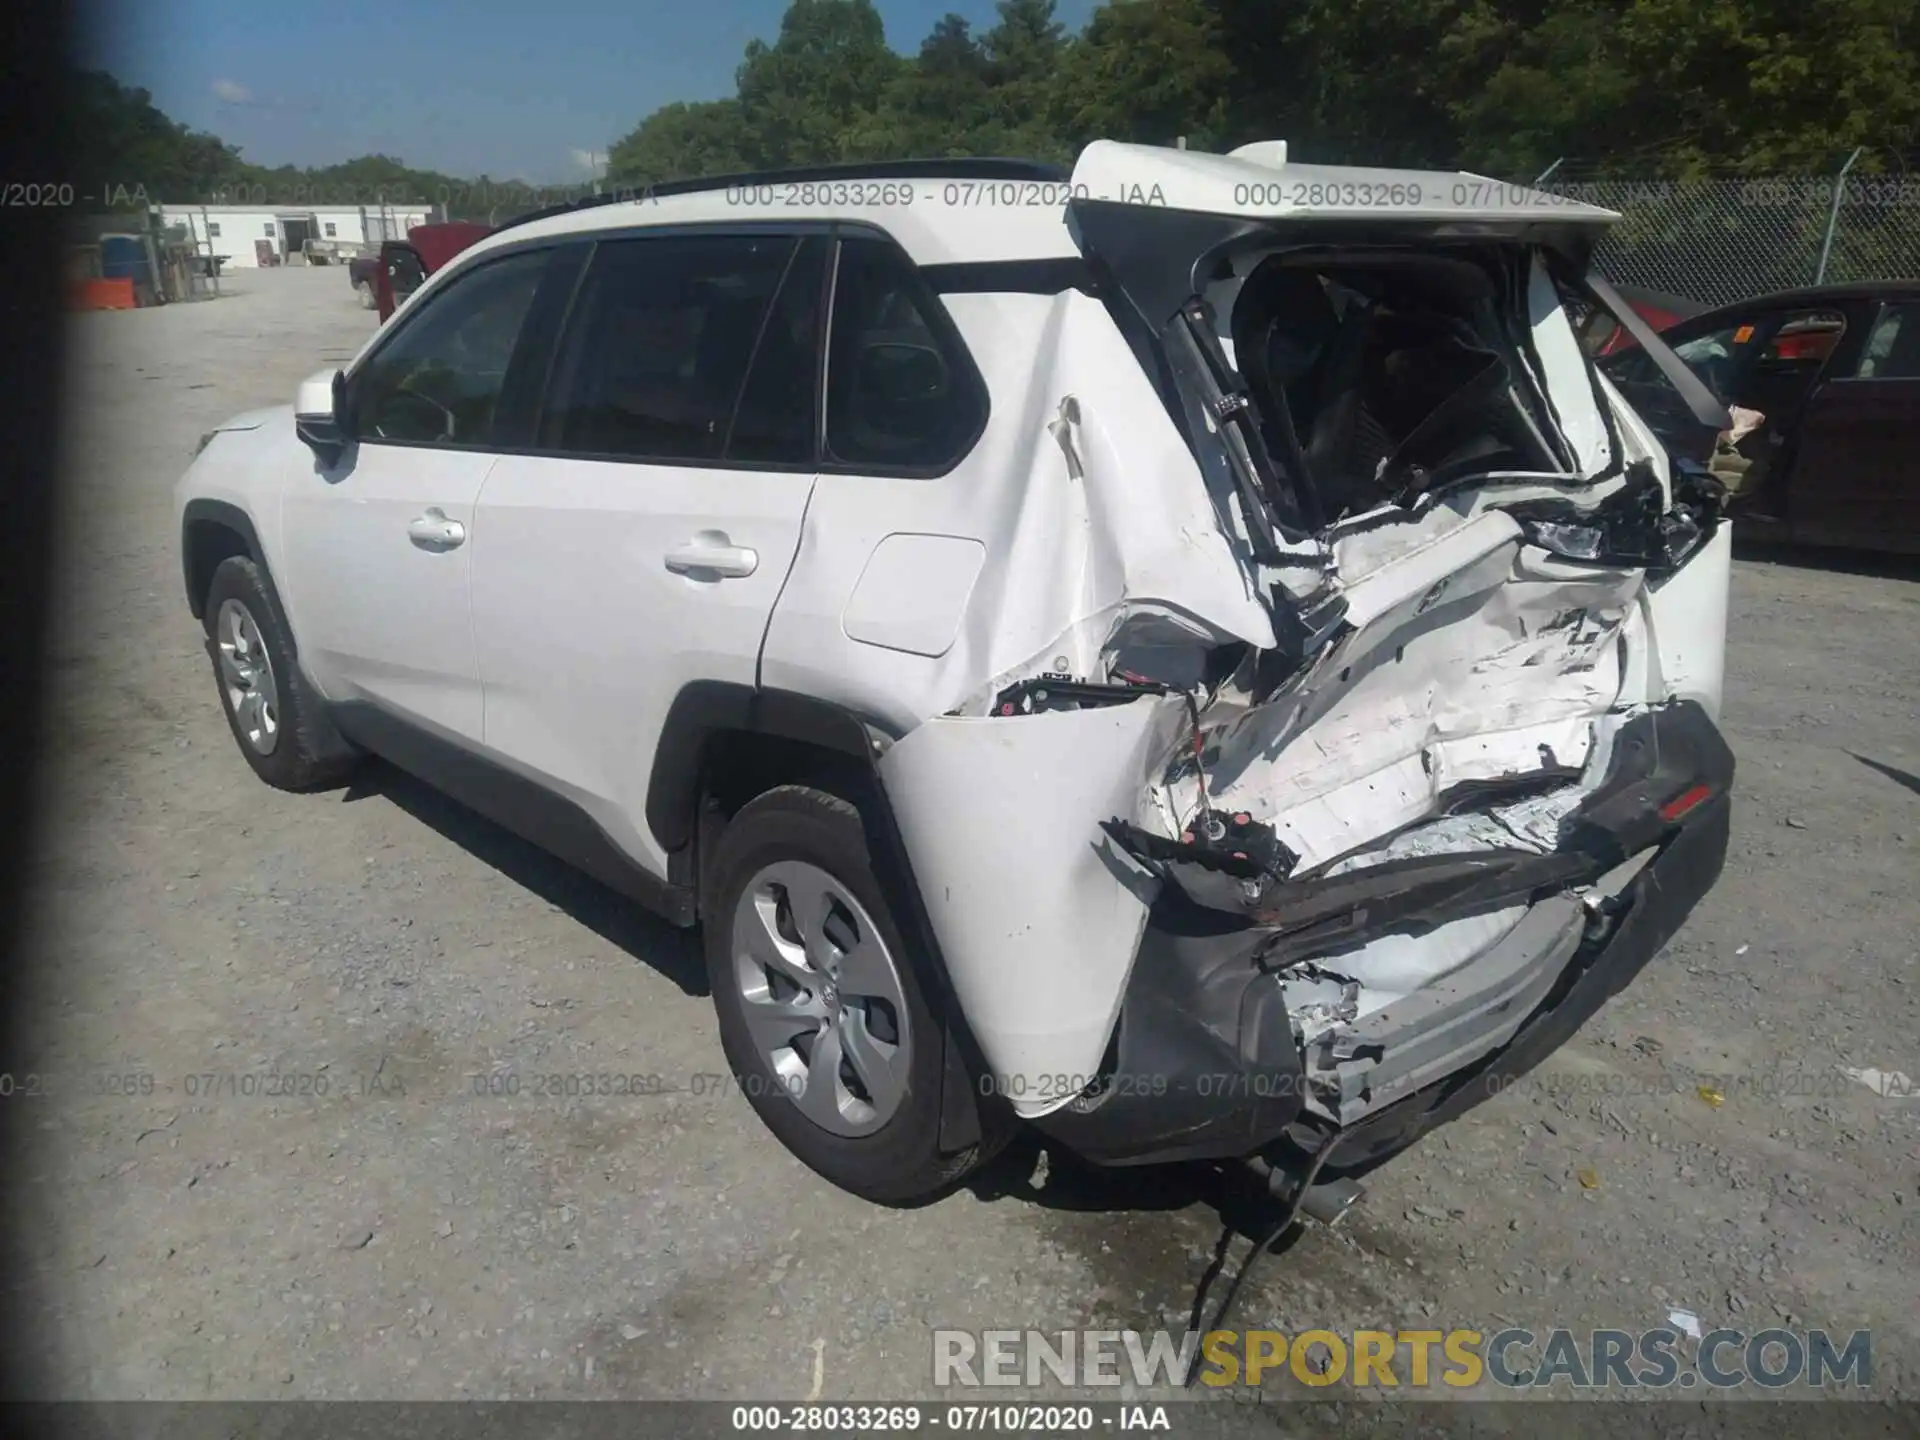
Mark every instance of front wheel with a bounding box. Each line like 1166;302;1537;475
355;279;376;310
201;555;360;792
704;785;986;1204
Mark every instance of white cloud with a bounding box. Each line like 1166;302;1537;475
210;78;253;103
571;148;607;174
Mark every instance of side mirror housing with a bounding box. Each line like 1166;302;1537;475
294;367;350;466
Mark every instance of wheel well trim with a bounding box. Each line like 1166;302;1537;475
646;680;888;854
181;499;265;620
651;682;993;1155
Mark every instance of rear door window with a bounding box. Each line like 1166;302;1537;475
539;234;799;464
1856;303;1920;379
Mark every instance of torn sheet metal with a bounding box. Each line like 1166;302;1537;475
1164;519;1638;872
1294;894;1587;1124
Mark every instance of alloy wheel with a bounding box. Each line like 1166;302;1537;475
730;860;912;1137
216;597;280;755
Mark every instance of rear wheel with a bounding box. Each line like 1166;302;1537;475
704;785;985;1203
355;279;376;310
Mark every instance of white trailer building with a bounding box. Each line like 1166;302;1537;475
158;202;440;269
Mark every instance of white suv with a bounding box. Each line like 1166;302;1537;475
175;141;1737;1206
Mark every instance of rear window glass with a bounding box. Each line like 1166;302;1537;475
1858;303;1920;379
824;236;986;472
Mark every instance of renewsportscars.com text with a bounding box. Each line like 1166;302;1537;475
933;1327;1872;1391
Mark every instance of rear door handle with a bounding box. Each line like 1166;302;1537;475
407;508;466;550
664;531;758;579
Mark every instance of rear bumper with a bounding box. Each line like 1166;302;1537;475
1313;783;1729;1175
1033;700;1733;1169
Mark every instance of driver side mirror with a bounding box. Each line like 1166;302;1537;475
294;367;351;466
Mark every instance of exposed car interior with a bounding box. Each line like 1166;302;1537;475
1227;250;1567;523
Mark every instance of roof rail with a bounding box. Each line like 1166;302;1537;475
493;156;1071;234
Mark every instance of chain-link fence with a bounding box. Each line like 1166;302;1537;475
1542;168;1920;309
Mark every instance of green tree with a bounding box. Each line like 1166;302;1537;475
979;0;1074;158
1209;0;1467;167
607;100;755;184
73;70;250;203
855;15;1000;158
733;0;903;165
1059;0;1232;153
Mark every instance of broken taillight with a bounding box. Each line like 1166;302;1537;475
1659;784;1714;822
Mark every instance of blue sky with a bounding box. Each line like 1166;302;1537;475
87;0;1097;181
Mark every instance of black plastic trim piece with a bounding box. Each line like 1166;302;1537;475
920;259;1098;297
329;701;697;927
645;681;881;854
1584;269;1733;433
1029;909;1307;1166
180;499;263;619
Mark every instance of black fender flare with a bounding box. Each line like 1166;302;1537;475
645;680;885;852
650;681;994;1157
181;498;265;619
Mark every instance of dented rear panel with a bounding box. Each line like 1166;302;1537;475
762;153;1734;1135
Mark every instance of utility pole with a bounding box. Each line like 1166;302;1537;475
1814;147;1863;286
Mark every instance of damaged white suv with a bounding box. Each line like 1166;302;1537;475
175;140;1737;1205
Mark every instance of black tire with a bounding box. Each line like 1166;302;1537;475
704;784;987;1204
201;554;360;792
355;279;376;310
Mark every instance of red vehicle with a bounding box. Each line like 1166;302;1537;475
347;221;495;321
1579;283;1708;356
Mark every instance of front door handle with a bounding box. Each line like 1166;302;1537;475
664;531;758;579
407;508;466;551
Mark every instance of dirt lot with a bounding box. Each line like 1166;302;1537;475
10;267;1918;1411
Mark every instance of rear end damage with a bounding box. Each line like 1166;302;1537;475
876;144;1736;1180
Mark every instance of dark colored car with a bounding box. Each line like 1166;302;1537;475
1602;281;1920;554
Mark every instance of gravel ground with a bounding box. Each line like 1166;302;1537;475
11;267;1919;1412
